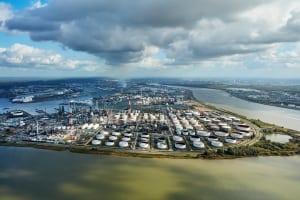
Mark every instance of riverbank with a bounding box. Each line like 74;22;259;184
187;87;300;131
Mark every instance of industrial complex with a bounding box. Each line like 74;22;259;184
0;83;258;156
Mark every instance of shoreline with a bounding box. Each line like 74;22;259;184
167;84;300;112
0;139;298;159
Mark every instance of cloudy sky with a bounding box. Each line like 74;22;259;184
1;0;300;78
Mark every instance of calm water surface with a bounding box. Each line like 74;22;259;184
0;147;300;200
266;134;293;143
190;88;300;131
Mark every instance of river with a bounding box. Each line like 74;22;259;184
0;147;299;200
0;89;114;115
189;87;300;131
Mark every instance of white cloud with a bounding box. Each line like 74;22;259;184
2;0;300;77
0;43;103;72
0;3;13;31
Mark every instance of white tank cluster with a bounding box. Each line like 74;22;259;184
138;132;150;147
81;123;100;130
128;111;139;123
88;108;251;151
169;113;183;134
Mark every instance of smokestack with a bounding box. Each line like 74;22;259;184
128;96;131;112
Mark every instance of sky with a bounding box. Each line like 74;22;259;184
0;0;300;78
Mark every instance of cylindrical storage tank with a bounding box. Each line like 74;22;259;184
175;142;186;149
96;134;105;140
211;141;223;147
173;136;183;142
88;124;94;129
176;129;182;135
182;131;189;136
215;131;229;137
225;137;237;144
218;123;227;126
157;137;166;143
124;132;133;137
210;125;220;131
109;135;118;141
190;135;201;142
221;125;231;132
240;131;251;137
112;132;121;136
105;141;114;146
141;133;150;138
189;131;196;136
212;119;221;123
208;136;218;141
157;142;168;149
121;137;131;142
140;137;149;143
236;124;251;132
100;130;110;135
231;133;243;139
119;141;128;148
93;124;100;130
193;141;205;148
194;125;203;131
197;131;210;137
139;142;149;148
91;140;101;145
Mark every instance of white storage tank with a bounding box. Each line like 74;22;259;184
91;140;101;145
96;134;105;140
139;142;149;148
211;141;223;147
193;141;205;148
215;131;229;137
173;136;183;142
121;137;131;142
197;131;210;137
112;132;121;136
119;141;129;148
105;141;115;146
109;135;118;141
225;137;237;144
175;142;186;149
157;142;168;149
190;135;201;142
231;133;243;139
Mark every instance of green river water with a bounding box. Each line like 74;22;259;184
0;147;299;200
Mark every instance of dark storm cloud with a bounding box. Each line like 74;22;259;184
5;0;300;65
